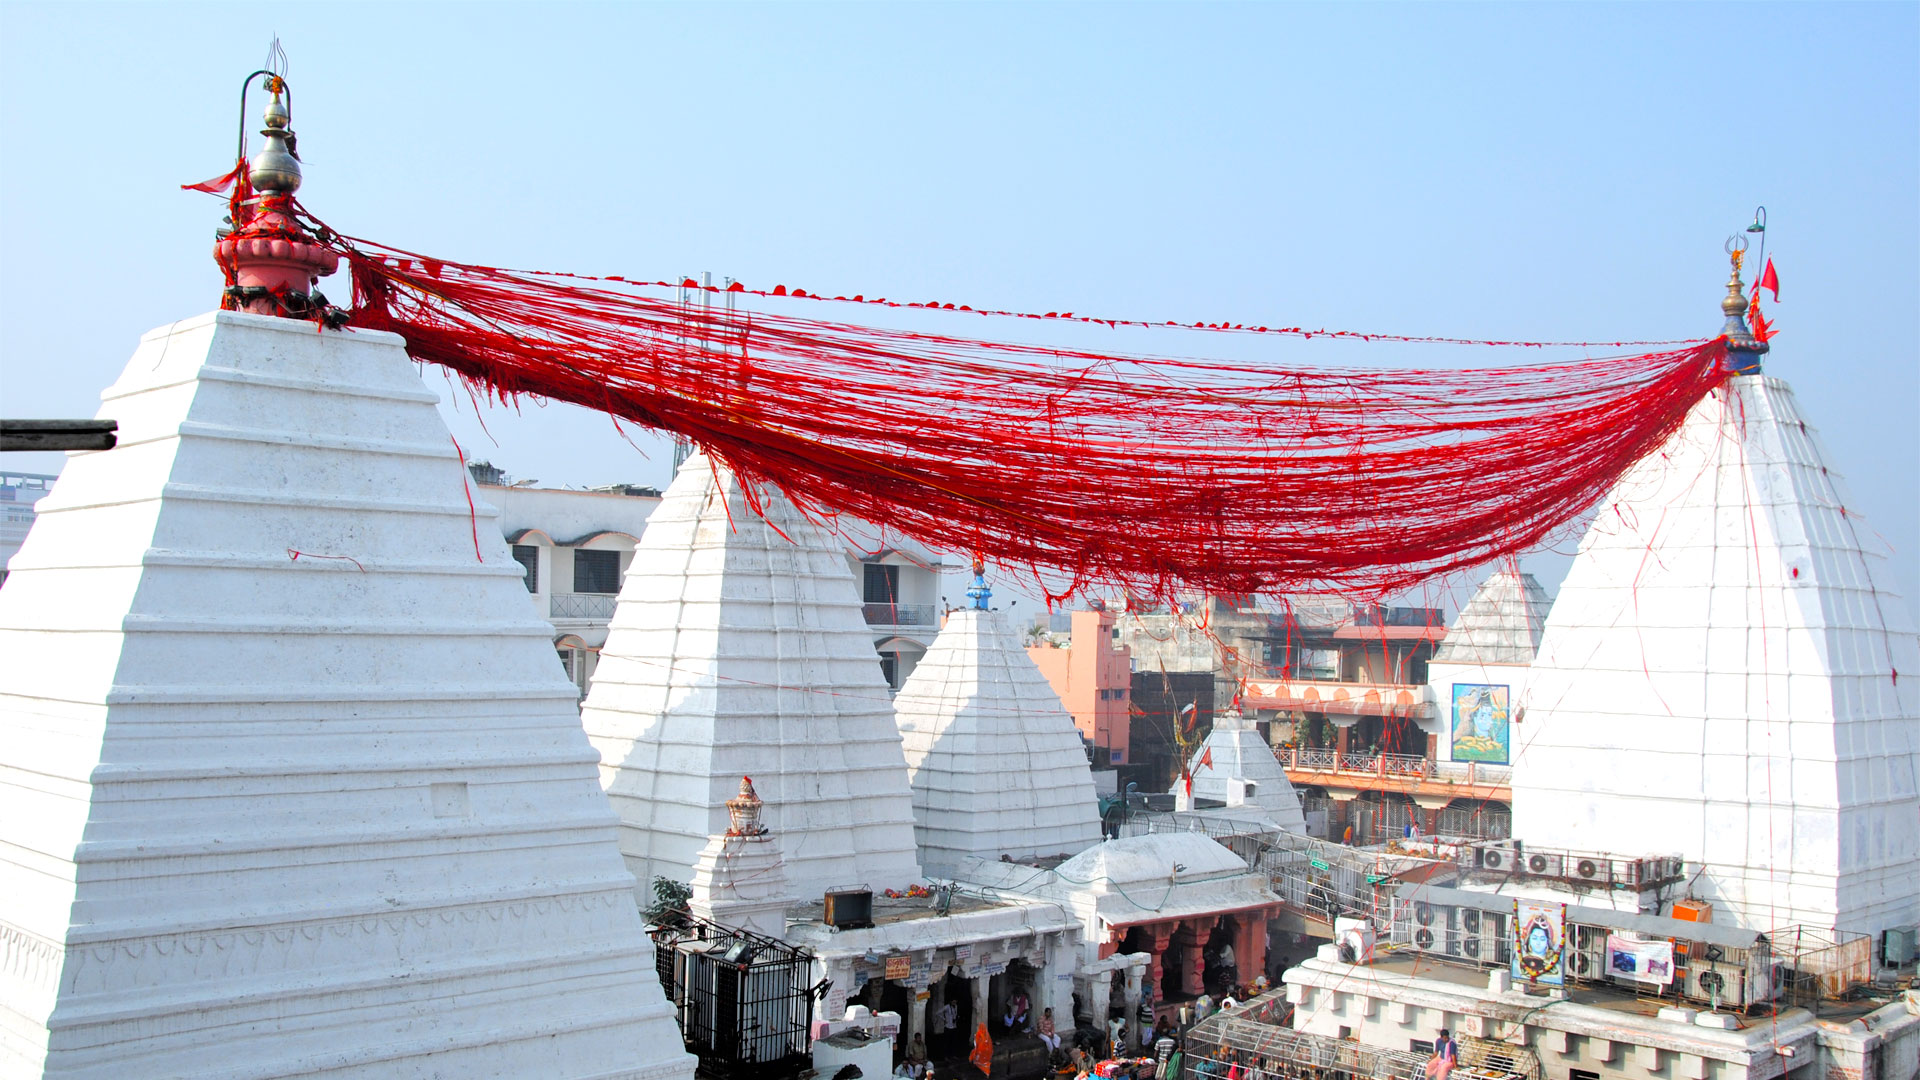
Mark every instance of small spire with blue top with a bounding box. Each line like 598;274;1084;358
966;556;992;611
1720;235;1769;376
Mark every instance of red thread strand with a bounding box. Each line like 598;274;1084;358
322;234;1729;599
448;434;483;562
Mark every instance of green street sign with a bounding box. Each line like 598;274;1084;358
1309;858;1330;871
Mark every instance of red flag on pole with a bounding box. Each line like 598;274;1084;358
1757;258;1780;301
1198;748;1214;771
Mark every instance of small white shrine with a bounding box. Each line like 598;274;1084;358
0;313;694;1080
1425;570;1552;765
686;777;794;940
892;568;1104;874
1177;709;1310;833
582;453;923;902
1512;270;1920;938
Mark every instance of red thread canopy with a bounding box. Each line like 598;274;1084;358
331;237;1726;601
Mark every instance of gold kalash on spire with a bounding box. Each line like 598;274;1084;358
210;46;345;325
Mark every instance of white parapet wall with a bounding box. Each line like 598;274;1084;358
0;312;693;1079
582;454;923;903
1511;374;1920;938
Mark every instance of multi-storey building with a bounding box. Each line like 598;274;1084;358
472;461;948;696
0;472;56;586
1107;591;1491;843
1028;605;1135;771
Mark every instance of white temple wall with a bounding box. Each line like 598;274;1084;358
0;312;692;1079
1512;376;1920;939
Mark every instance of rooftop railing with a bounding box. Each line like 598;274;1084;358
550;592;618;619
861;602;936;627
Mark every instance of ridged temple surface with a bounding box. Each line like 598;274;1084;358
582;454;923;902
0;311;691;1080
1512;375;1920;936
893;609;1104;874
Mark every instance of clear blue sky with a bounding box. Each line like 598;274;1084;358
2;2;1915;616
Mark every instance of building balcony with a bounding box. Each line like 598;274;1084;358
1279;746;1509;801
550;592;617;620
1243;677;1434;719
861;602;937;628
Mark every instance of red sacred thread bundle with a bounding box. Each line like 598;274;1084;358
333;237;1730;600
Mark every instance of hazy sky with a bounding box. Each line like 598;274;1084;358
2;2;1915;617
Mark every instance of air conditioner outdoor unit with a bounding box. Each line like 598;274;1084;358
1523;852;1564;878
1566;924;1608;982
1685;960;1751;1009
1454;907;1504;965
1410;901;1444;953
1571;856;1605;882
1476;844;1514;873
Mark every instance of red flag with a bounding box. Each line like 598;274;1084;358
1198;748;1215;771
181;159;246;194
1183;770;1193;796
1757;258;1780;302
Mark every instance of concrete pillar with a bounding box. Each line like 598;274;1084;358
1122;959;1144;1052
1088;968;1113;1054
1173;924;1207;997
909;983;930;1055
971;974;990;1048
1235;915;1265;988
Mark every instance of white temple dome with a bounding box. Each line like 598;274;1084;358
1511;374;1920;937
894;606;1104;874
582;454;924;902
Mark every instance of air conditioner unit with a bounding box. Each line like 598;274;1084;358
1453;907;1504;965
1571;856;1605;882
1523;852;1564;878
1684;960;1751;1009
1410;901;1443;953
1476;844;1515;873
1566;924;1608;982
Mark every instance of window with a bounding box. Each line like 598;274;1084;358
573;549;622;594
863;564;899;604
1569;1071;1600;1080
879;653;899;690
512;545;539;592
1410;1041;1435;1056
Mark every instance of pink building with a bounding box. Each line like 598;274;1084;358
1026;608;1133;766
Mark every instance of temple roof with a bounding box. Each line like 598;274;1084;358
1511;375;1920;937
0;311;690;1078
1430;570;1552;666
893;608;1104;873
581;454;923;901
1177;711;1310;832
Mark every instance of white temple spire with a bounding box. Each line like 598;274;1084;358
893;575;1104;875
583;454;923;902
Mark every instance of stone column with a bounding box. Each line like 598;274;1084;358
909;983;930;1055
1234;915;1264;989
1088;966;1112;1054
971;974;990;1048
1122;958;1144;1052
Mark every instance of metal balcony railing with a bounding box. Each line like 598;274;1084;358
550;592;617;619
861;602;936;627
1283;748;1508;787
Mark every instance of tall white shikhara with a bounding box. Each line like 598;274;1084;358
893;607;1105;874
1512;374;1920;937
582;454;923;904
0;312;693;1078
